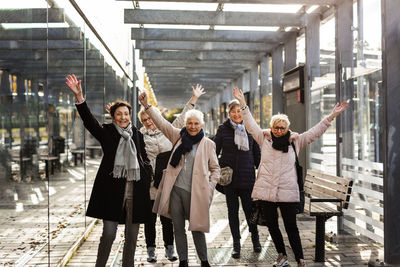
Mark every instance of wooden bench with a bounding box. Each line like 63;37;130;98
304;169;353;262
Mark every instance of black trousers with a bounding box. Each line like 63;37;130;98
261;201;304;263
225;187;258;240
145;200;174;248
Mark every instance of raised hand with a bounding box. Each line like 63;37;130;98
138;91;148;107
233;87;246;106
105;103;112;115
65;74;84;102
189;84;205;105
328;101;349;122
192;84;205;98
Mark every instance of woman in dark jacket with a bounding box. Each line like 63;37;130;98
66;74;152;267
214;99;261;258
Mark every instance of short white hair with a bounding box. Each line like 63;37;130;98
185;109;204;125
270;113;290;128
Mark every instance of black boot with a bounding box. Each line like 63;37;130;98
201;260;211;267
252;233;262;253
231;239;240;259
179;260;188;267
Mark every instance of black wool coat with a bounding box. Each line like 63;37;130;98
76;101;152;224
214;119;261;190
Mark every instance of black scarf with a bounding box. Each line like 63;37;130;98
170;127;204;168
271;131;291;153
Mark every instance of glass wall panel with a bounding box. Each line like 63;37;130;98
0;0;133;265
0;1;51;265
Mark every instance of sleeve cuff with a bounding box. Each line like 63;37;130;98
76;99;86;105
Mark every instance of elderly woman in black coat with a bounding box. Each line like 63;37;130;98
213;99;261;258
65;74;152;267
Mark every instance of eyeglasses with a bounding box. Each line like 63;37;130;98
273;126;287;131
142;118;152;123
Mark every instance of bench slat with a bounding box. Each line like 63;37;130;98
307;169;351;186
306;175;349;193
304;181;348;201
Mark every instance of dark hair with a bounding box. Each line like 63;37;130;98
109;100;132;118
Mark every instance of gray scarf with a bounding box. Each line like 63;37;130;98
112;122;140;181
230;119;249;151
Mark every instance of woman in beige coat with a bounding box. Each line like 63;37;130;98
233;87;348;267
139;91;220;267
138;85;204;263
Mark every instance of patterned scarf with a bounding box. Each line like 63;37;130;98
230;119;249;151
170;127;204;168
112;122;140;181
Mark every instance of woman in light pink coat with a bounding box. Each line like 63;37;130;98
138;91;220;267
233;87;348;267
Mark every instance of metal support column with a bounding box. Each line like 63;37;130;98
260;56;270;128
272;46;283;114
382;0;400;264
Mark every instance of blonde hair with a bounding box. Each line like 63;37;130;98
185;109;204;125
270;113;290;128
137;106;160;123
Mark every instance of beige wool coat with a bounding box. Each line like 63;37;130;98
241;107;331;203
146;106;220;233
140;102;194;199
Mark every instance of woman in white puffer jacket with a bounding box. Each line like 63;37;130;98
139;85;205;263
233;87;348;267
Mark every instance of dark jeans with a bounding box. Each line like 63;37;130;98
145;200;174;248
261;201;304;263
225;187;258;240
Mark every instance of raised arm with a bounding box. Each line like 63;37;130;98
65;74;105;142
172;84;205;128
232;87;264;146
297;101;348;150
138;91;181;144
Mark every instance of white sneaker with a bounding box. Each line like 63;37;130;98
273;255;289;267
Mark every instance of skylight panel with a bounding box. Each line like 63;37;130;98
223;4;302;13
139;2;218;11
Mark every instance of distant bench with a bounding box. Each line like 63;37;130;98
304;169;353;262
70;149;84;166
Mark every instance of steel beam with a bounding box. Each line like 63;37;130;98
0;8;65;23
125;9;305;27
136;40;276;52
131;28;296;43
0;27;82;40
140;50;265;61
143;60;252;70
0;40;87;50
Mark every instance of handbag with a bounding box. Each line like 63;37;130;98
291;143;305;214
218;166;233;186
217;145;238;186
249;200;268;226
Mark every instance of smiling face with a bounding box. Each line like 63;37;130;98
140;113;157;131
271;121;289;138
112;106;131;128
229;105;242;124
186;117;202;136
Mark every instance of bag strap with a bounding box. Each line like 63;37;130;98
291;142;303;190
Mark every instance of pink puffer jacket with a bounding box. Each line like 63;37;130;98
241;107;331;202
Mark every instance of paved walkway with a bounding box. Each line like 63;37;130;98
0;158;385;266
68;191;384;267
